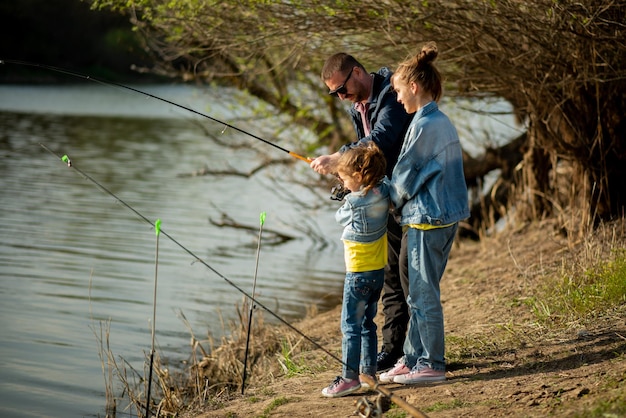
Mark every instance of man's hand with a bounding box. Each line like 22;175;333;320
310;152;340;175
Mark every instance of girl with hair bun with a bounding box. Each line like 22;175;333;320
321;142;391;397
379;42;470;385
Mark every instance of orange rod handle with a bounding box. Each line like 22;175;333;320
289;151;312;163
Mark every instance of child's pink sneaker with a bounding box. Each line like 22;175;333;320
321;376;361;398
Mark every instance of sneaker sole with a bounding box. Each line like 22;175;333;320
393;375;446;384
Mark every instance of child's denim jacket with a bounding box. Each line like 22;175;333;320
335;178;390;243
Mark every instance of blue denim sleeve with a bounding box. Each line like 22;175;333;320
389;127;441;208
335;200;353;227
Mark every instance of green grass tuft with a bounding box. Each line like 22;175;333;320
278;339;313;376
424;398;468;412
571;396;626;417
528;249;626;325
258;396;292;418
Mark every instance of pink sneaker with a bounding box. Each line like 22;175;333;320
359;374;377;389
378;359;410;383
321;376;361;398
393;365;446;384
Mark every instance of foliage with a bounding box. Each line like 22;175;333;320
277;338;315;376
258;396;294;418
86;0;626;233
571;384;626;418
529;247;626;325
424;398;469;413
383;405;407;418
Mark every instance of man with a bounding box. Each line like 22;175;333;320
310;53;413;371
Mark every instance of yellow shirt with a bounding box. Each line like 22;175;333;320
343;234;388;273
404;223;454;232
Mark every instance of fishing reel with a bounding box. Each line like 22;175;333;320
330;182;351;201
354;394;388;417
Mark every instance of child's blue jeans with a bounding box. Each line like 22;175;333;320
341;269;384;380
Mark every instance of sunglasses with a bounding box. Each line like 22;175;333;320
328;67;355;97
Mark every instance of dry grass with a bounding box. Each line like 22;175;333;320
97;297;331;417
99;217;626;418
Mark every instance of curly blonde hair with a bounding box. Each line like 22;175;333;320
335;142;386;194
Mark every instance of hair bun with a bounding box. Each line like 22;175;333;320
418;42;438;64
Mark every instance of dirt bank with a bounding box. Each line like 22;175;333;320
188;220;626;417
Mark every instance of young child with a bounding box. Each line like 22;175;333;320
321;142;391;398
379;42;470;385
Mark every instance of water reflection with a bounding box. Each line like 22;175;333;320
0;93;345;417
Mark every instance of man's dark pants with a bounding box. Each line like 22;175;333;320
380;213;409;358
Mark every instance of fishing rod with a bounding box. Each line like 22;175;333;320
37;142;345;367
1;59;312;163
145;219;162;418
0;59;354;202
33;145;428;417
241;211;266;395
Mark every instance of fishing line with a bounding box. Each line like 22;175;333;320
2;64;431;414
24;103;428;418
38;142;348;372
1;59;311;163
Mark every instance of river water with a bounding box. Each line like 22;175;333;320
0;83;521;417
0;84;349;418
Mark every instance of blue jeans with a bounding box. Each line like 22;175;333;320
403;223;458;372
341;269;384;380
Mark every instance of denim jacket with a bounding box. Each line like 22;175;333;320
340;68;413;178
336;178;391;243
390;101;470;226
